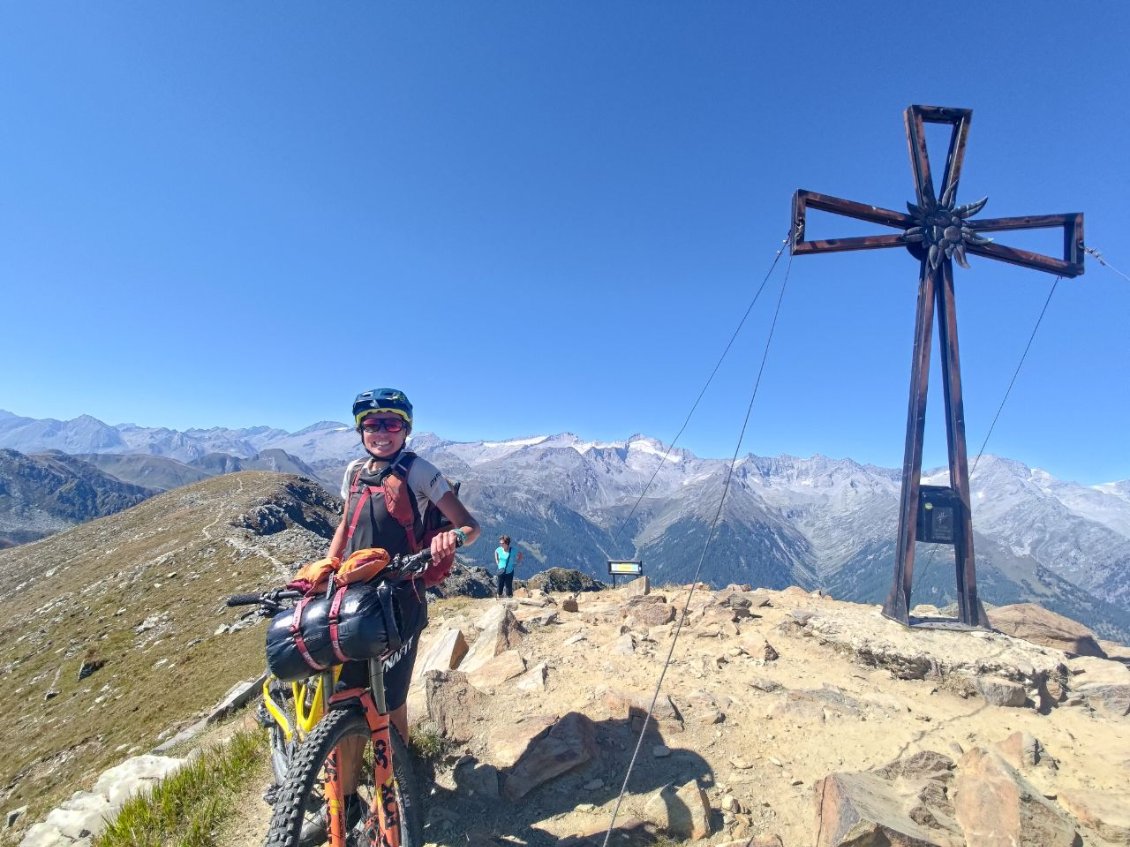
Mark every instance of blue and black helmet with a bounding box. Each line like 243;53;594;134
353;388;413;430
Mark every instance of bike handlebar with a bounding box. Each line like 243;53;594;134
226;588;303;610
225;593;263;607
225;537;463;609
383;534;465;576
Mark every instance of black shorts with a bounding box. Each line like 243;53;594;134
337;580;427;710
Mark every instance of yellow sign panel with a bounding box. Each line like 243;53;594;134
608;560;643;575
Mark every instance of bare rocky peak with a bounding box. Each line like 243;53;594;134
74;452;213;491
0;412;125;454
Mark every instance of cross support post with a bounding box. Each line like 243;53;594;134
790;105;1084;629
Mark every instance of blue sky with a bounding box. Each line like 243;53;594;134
2;3;1128;484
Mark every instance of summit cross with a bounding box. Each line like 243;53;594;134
789;105;1084;628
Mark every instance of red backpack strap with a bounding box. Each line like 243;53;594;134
344;452;426;556
344;486;375;547
348;462;364;495
421;548;455;588
343;463;373;548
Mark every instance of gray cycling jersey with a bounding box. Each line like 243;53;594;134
340;453;451;516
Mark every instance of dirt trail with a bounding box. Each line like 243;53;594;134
220;775;273;847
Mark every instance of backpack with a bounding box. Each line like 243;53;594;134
344;451;461;588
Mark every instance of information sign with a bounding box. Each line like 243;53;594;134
607;560;643;576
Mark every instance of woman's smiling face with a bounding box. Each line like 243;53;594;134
359;413;408;459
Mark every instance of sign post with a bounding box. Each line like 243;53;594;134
607;560;643;588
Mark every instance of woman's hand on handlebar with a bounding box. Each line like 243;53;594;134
429;529;464;561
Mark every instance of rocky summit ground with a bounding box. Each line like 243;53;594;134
4;469;1130;846
217;581;1130;847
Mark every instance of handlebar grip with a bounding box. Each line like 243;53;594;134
394;534;464;571
226;593;263;607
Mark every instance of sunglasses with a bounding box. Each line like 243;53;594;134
360;419;405;434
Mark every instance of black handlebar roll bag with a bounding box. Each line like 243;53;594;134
265;581;407;682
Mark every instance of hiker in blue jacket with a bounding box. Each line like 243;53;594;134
494;535;522;597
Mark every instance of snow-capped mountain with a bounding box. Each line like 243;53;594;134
3;410;1129;640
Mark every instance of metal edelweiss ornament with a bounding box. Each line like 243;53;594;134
903;187;992;270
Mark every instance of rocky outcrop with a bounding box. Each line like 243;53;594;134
953;747;1081;846
989;603;1108;658
526;567;607;593
18;756;186;847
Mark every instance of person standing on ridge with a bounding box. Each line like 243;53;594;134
494;535;522;597
300;387;479;845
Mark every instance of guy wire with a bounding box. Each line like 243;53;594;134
1083;245;1130;283
913;275;1061;594
601;252;794;847
610;230;793;556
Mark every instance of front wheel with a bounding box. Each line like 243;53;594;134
265;707;423;847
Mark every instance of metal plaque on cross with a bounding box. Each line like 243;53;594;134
789;105;1084;629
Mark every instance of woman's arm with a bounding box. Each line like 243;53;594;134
326;463;356;561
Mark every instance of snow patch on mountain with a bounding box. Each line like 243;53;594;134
482;435;549;449
626;435;681;462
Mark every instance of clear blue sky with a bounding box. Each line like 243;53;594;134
2;3;1128;484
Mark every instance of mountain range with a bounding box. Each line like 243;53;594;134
2;409;1129;641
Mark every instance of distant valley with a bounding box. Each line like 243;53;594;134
2;409;1129;642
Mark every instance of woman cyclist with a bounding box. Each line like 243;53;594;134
302;387;479;844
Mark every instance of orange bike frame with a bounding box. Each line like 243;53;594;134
327;687;400;847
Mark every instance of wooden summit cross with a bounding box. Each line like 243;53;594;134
789;105;1084;628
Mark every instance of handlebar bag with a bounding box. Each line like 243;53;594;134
265;581;406;683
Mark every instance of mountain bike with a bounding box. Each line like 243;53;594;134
228;546;444;847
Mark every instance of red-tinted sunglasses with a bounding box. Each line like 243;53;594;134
360;419;405;434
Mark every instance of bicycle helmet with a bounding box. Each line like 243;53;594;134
353;388;413;430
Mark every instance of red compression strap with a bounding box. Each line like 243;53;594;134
290;596;328;672
327;587;350;664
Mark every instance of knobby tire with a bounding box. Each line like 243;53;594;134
265;707;423;847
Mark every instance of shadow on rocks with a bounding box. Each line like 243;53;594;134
422;710;714;847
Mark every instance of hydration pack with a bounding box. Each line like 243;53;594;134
344;452;461;588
